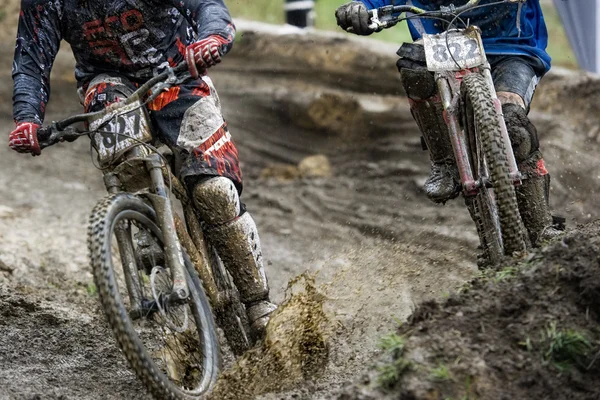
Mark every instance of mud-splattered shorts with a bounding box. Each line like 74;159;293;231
84;75;243;192
487;55;546;110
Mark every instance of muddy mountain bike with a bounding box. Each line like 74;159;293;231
354;0;530;265
37;62;251;399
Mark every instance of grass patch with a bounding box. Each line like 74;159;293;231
378;357;413;389
542;322;593;371
430;363;453;382
377;333;413;390
86;282;98;296
494;266;519;282
379;332;406;353
520;322;594;371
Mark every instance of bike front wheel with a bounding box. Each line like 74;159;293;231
88;193;220;400
461;73;528;263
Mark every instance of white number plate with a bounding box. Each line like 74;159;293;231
423;29;486;72
89;101;153;163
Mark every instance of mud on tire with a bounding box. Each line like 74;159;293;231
87;193;220;400
461;73;528;259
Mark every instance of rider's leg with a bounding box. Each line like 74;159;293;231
148;76;276;338
191;177;276;339
396;43;460;203
491;56;561;245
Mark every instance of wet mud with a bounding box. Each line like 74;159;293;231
210;274;329;400
0;14;599;400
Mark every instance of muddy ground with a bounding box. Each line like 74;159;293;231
339;221;600;400
0;16;599;400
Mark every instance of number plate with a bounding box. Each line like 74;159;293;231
423;28;486;72
89;101;153;164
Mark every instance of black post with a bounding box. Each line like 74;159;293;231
285;0;315;28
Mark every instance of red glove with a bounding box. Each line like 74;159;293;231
186;35;230;78
9;122;41;156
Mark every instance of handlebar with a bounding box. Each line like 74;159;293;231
37;61;190;149
355;0;524;33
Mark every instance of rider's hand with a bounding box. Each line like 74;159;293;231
335;2;374;36
186;35;230;79
9;122;41;156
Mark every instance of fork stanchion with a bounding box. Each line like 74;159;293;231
285;0;315;28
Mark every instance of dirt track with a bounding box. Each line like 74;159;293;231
1;19;599;400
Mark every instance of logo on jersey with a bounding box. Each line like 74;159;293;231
83;9;166;66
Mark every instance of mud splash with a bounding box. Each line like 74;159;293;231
210;274;329;399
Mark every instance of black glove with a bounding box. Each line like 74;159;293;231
335;2;374;36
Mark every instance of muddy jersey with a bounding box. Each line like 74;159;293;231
12;0;235;125
360;0;550;73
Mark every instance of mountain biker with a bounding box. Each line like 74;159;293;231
10;0;276;338
336;0;560;245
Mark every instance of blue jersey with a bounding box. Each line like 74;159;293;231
359;0;551;72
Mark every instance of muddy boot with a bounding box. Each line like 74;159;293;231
398;46;461;204
193;177;277;341
410;99;461;203
502;103;562;246
516;174;562;246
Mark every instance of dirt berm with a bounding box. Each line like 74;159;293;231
339;223;600;400
1;13;600;400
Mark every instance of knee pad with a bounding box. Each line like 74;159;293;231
502;103;539;164
192;176;240;225
84;74;137;112
396;42;437;101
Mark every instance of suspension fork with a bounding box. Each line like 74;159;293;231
103;173;145;313
145;154;189;301
436;74;478;196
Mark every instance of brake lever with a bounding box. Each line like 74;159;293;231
368;6;399;30
38;124;81;149
368;8;382;30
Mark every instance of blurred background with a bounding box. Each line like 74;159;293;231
226;0;578;69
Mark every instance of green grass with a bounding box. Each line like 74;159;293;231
430;363;453;382
379;332;406;354
227;1;576;68
86;282;98;296
494;266;518;282
376;333;413;390
542;322;593;371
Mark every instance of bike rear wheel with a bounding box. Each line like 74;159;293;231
88;193;220;400
461;73;527;263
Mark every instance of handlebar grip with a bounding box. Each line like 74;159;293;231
37;126;53;143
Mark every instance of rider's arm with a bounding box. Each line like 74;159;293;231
12;0;62;125
178;0;236;54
